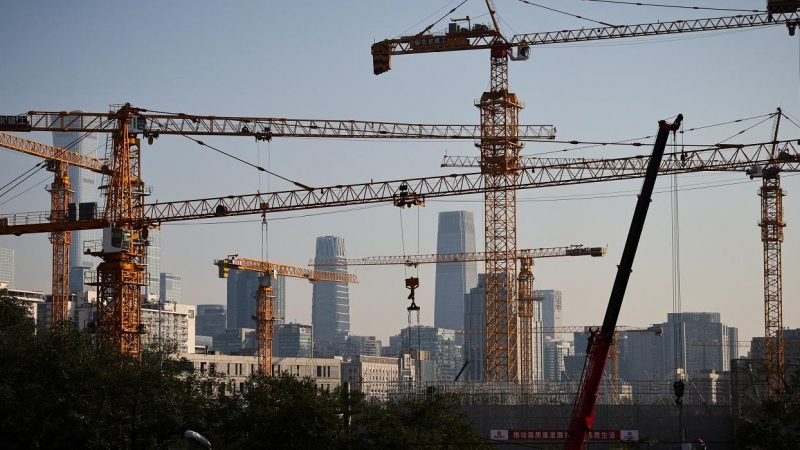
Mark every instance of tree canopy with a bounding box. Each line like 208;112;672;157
0;294;492;449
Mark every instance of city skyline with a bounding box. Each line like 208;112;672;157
1;1;798;348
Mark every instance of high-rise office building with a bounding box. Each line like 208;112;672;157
535;290;563;341
401;326;460;381
144;229;161;301
227;269;286;330
275;323;313;358
434;211;477;331
0;245;14;289
311;236;350;356
464;274;486;381
160;273;182;304
52;122;98;295
196;304;227;338
664;312;732;377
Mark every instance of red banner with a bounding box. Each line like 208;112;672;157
509;430;621;441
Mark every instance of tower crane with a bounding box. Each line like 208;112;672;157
310;244;606;381
443;108;796;392
0;106;552;354
0;132;109;325
371;1;800;382
1;132;799;353
213;256;357;375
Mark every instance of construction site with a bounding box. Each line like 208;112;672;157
2;1;800;449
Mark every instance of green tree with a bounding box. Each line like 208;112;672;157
735;368;800;449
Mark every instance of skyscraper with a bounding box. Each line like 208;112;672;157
144;228;161;301
0;245;14;289
434;211;477;331
664;312;731;377
196;304;227;338
534;290;563;340
227;269;286;330
312;236;349;356
52;121;98;295
159;273;182;304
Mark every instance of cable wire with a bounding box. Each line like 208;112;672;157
577;0;763;13
0;161;46;199
516;0;617;27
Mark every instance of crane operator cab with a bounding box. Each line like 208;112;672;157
767;0;800;13
102;225;132;253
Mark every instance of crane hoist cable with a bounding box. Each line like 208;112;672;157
0;161;46;199
181;134;313;191
516;0;617;27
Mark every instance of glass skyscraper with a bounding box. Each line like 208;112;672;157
311;236;349;356
0;245;14;289
52;119;99;295
226;269;286;330
144;229;161;301
159;272;182;304
434;211;477;331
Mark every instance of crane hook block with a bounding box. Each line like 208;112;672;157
405;277;419;300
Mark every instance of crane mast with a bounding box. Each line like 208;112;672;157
758;109;786;394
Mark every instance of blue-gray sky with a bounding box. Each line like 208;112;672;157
1;1;798;347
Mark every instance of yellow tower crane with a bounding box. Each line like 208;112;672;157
310;244;606;382
0;106;551;354
371;1;800;382
2;125;799;358
214;256;358;375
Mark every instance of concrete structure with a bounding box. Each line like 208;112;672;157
401;326;459;381
141;301;196;354
275;323;313;357
341;355;401;399
0;245;14;289
38;290;97;330
184;354;342;392
434;211;477;331
144;228;160;301
311;236;349;356
227;269;286;329
52;123;99;295
341;335;382;357
159;272;182;304
196;304;226;338
544;339;573;382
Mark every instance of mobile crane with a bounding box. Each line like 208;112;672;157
564;115;682;450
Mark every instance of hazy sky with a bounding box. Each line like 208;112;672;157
1;1;798;347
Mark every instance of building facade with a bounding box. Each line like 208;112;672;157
534;290;563;341
0;245;14;289
159;272;182;304
341;335;382;357
52;122;98;295
665;312;732;377
2;281;44;319
227;269;285;329
213;328;257;355
311;236;350;356
434;211;477;331
140;301;196;354
196;304;227;338
341;355;401;399
464;274;486;381
144;228;160;301
401;326;459;381
275;323;313;357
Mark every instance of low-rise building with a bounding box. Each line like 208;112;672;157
2;281;44;319
341;355;402;399
183;353;342;393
